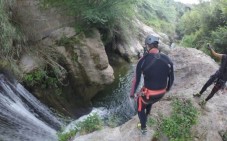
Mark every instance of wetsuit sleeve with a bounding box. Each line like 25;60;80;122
130;58;144;97
221;54;227;63
166;61;174;92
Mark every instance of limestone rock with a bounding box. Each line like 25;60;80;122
74;30;114;85
73;117;154;141
42;27;76;46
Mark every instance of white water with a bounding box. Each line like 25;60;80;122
0;74;62;141
63;107;108;133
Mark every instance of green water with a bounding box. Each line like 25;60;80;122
92;63;142;126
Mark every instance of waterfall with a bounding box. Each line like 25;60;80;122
0;74;62;141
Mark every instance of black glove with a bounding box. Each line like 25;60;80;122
207;43;212;50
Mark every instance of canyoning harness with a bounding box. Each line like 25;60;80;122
134;87;166;102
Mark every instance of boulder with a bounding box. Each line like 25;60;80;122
54;29;114;100
72;30;114;100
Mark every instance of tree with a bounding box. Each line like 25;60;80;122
177;0;227;52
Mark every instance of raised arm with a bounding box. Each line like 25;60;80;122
207;44;223;60
210;49;223;60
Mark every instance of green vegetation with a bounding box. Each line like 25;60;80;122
41;0;141;44
41;0;191;46
58;113;103;141
222;131;227;141
106;115;121;128
0;0;28;80
137;0;190;36
0;0;24;59
23;66;64;96
177;0;227;53
58;129;78;141
147;117;156;127
149;99;199;141
137;0;177;35
24;69;58;89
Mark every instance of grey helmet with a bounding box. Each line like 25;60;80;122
145;35;159;45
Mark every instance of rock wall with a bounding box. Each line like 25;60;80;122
52;29;114;101
11;0;114;115
12;0;75;41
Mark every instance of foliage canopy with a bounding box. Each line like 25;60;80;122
177;0;227;53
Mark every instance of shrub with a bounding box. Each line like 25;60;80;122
0;0;24;58
155;99;199;141
107;115;121;128
23;68;60;90
180;34;196;48
58;113;103;141
211;26;227;53
58;129;78;141
78;113;103;134
41;0;140;44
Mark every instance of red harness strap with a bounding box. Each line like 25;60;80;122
141;87;166;99
137;87;166;111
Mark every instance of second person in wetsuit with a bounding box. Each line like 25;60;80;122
193;44;227;106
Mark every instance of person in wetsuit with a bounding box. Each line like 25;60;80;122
193;44;227;106
130;35;174;134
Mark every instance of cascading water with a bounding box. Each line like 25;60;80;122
0;62;141;140
0;74;62;141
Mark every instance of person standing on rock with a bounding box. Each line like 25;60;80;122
130;34;174;134
193;44;227;106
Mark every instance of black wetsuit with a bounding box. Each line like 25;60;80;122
131;49;174;129
131;52;174;94
200;54;227;101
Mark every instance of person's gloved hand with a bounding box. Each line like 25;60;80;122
207;43;212;50
130;94;134;98
130;94;138;102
